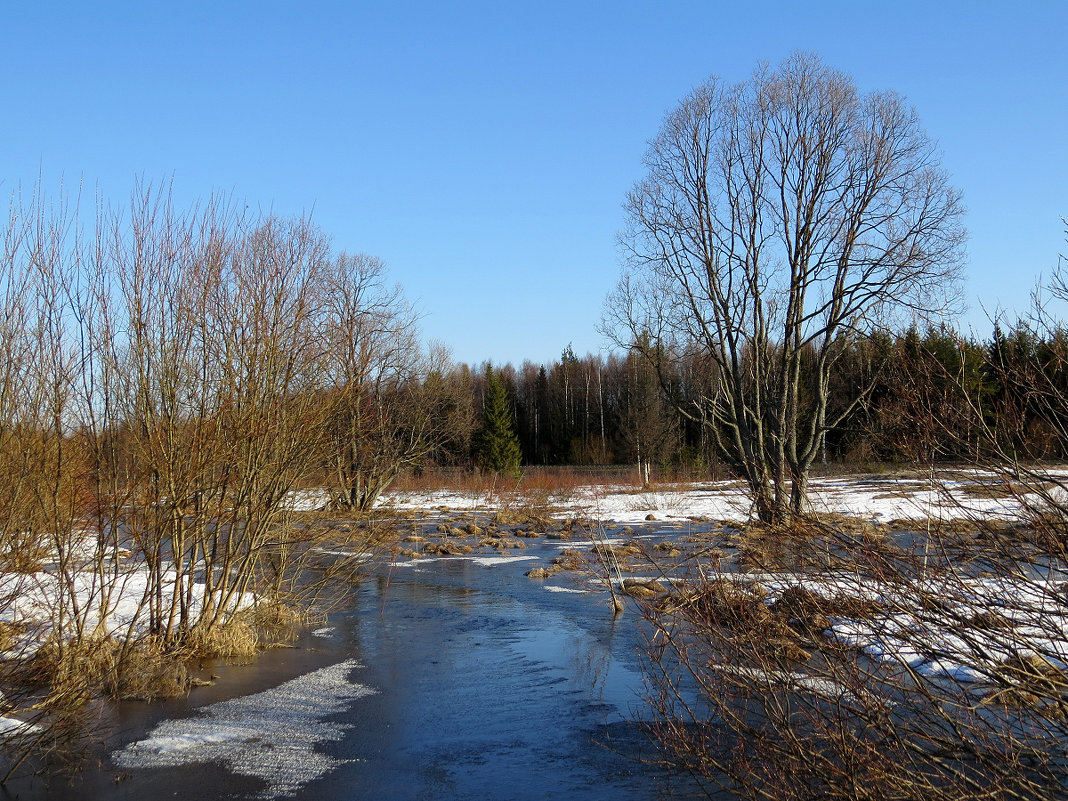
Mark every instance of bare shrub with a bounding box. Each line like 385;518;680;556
0;181;430;778
637;513;1068;800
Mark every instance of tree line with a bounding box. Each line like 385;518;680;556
439;321;1068;481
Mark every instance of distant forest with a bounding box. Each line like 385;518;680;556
444;324;1068;475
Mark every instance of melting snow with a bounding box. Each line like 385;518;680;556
459;554;538;566
113;660;375;798
542;585;590;594
374;472;1051;524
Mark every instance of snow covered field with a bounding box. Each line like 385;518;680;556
382;470;1055;524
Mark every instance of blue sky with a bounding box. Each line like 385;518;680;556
2;1;1065;365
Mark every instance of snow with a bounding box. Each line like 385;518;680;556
282;488;333;511
0;566;256;658
704;568;1068;689
542;585;590;594
712;664;874;707
579;474;1040;524
112;660;375;799
548;537;624;549
395;554;538;567
460;554;538;566
378;471;1051;524
311;547;373;559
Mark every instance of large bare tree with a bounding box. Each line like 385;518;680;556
606;53;965;522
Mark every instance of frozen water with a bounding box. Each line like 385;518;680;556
113;660;376;799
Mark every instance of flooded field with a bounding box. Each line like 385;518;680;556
9;520;710;800
10;476;1066;801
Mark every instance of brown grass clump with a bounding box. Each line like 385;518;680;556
491;507;554;529
184;604;307;660
622;578;667;599
24;636;119;703
0;533;49;574
526;548;590;579
249;603;307;645
525;566;560;579
660;579;772;629
993;654;1068;698
186;616;259;660
19;635;192;704
0;621;27;652
423;542;474;556
591;543;642;562
770;586;834;635
103;640;190;700
653;541;682;556
553;549;587;570
765;637;812;663
811;513;890;539
958;478;1058;499
967;610;1015;631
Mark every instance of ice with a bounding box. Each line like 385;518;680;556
0;715;40;740
113;660;375;799
370;472;1068;691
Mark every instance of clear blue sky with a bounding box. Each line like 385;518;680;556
2;1;1065;365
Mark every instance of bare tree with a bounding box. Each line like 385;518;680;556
605;53;965;522
323;253;470;512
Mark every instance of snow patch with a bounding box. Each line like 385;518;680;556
460;554;538;567
113;660;375;799
542;585;590;594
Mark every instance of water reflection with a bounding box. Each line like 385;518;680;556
5;535;702;800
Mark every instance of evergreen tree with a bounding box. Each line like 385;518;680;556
475;365;523;476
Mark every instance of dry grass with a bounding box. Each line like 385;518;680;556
185;616;259;660
0;621;26;652
184;603;309;658
0;533;50;574
248;602;310;646
18;635;191;703
957;477;1059;499
392;465;640;498
103;640;190;700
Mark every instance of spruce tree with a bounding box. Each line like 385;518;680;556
476;365;523;476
